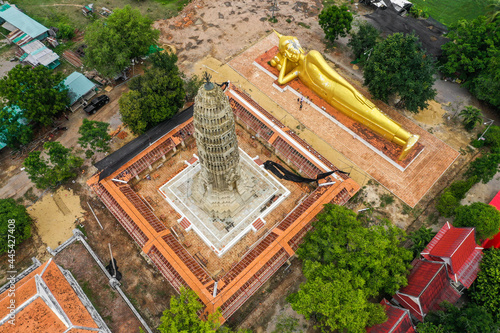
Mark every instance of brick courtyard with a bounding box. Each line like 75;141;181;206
228;34;460;207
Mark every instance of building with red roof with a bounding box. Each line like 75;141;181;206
393;260;461;322
483;191;500;249
0;258;110;332
421;222;482;288
367;298;416;333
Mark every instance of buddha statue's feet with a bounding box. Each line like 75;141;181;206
398;134;419;161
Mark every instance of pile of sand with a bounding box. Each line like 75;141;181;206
28;188;84;249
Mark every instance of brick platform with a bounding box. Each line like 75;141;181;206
228;34;459;207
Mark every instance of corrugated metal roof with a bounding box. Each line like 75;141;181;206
63;72;96;105
0;4;48;38
21;40;59;67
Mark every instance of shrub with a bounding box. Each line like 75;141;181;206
467;153;500;183
409;226;437;258
436;190;460;217
484;125;500;150
448;176;478;199
0;198;33;254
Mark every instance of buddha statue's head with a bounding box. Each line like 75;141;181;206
274;31;304;63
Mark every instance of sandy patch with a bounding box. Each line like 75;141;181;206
411;100;446;126
28;188;84;249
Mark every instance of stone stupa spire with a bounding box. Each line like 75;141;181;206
191;73;252;219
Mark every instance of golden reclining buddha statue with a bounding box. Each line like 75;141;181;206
270;31;419;161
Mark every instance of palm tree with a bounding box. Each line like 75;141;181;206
486;0;500;23
460;106;483;131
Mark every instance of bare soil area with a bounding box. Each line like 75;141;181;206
53;241;145;333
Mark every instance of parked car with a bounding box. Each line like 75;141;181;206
84;95;110;114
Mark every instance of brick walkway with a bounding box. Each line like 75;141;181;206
228;34;459;207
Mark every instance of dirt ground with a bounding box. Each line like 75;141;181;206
53;241;145;332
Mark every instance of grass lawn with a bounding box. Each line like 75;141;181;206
411;0;491;26
10;0;189;30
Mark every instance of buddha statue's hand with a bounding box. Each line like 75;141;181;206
270;55;282;70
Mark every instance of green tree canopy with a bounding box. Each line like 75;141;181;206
348;22;380;63
319;5;353;43
454;202;500;241
287;262;386;333
84;5;159;77
78;119;111;158
440;16;500;108
409;226;437;258
470;248;500;322
440;16;499;82
119;53;185;134
158;287;219;333
0;65;69;126
363;33;436;113
23;142;83;189
419;302;500;333
296;204;412;295
0;105;33;149
0;198;32;254
288;204;412;332
466;153;500;183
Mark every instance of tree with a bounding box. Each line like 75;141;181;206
459;106;483;131
287;262;386;333
23;142;83;189
348;22;380;63
440;16;499;82
185;74;204;102
0;65;69;126
484;125;500;151
454;202;500;241
470;50;500;108
158;287;220;333
84;5;159;77
409;226;437;258
297;204;412;295
0;105;33;149
470;248;500;321
78;119;111;158
318;5;353;43
466;153;500;183
119;60;185;134
436;190;461;217
288;204;412;332
0;198;32;254
486;0;500;23
419;302;499;333
363;33;437;113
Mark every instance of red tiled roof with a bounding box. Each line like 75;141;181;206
394;260;461;322
366;299;416;333
0;259;103;332
422;223;482;287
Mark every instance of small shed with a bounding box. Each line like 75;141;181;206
367;299;416;333
393;260;461;322
0;4;49;43
20;40;60;69
63;71;97;112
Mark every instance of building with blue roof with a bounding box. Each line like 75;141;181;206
0;4;48;42
63;72;97;111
